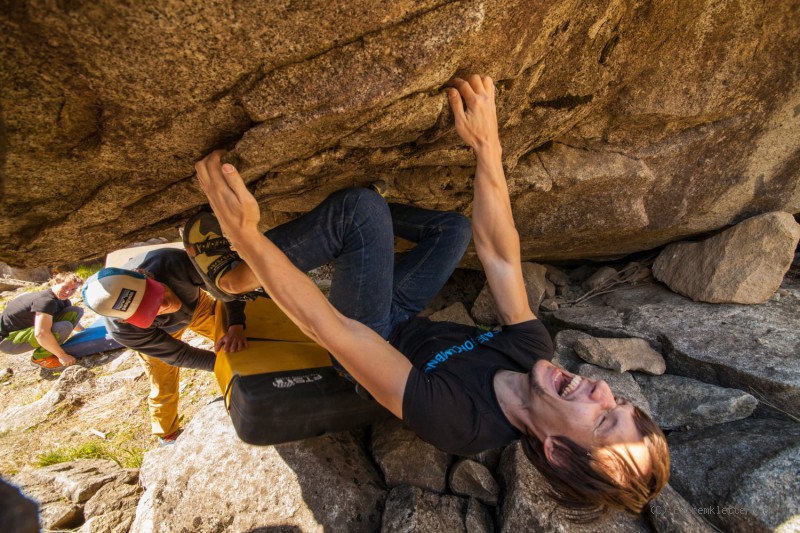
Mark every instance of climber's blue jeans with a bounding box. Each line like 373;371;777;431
265;188;472;340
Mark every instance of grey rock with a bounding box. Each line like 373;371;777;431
545;279;557;299
653;212;800;304
497;442;650;532
471;262;548;325
726;447;800;532
429;302;476;327
0;262;51;282
462;447;504;473
545;265;570;287
371;418;449;493
577;364;651;415
381;485;493;533
667;418;800;532
583;266;619;291
0;367;12;381
574;336;666;374
645;484;716;533
13;459;131;530
540;298;559;312
552;329;594;373
448;459;500;506
83;474;142;532
133;400;384;532
634;374;758;430
0;477;39;533
550;281;800;413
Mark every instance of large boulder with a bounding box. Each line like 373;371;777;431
548;281;800;414
652;211;800;304
2;2;799;267
132;400;385;532
667;418;800;532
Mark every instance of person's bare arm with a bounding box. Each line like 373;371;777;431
448;75;535;325
34;313;77;366
194;152;411;418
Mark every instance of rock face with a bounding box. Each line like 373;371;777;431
652;211;800;304
2;1;799;267
549;281;800;414
132;400;385;532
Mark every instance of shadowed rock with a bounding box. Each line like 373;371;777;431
371;418;449;493
472;263;547;325
645;484;716;533
381;485;493;533
428;302;476;327
667;418;800;532
448;459;500;506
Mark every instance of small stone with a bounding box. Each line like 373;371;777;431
539;298;559;312
448;459;499;506
552;330;594;373
544;280;556;299
582;266;619;291
429;302;476;327
544;265;570;286
574;336;666;374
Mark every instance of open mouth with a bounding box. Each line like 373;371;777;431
553;368;582;399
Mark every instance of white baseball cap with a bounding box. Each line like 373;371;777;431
82;268;165;328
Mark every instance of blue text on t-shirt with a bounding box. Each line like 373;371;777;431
424;330;501;372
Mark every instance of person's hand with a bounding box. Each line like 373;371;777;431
216;324;249;353
56;353;77;367
194;150;261;243
447;75;500;153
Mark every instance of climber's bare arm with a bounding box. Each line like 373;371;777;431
448;75;535;325
194;151;411;418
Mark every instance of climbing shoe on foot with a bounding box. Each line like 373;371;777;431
183;211;266;302
30;355;64;370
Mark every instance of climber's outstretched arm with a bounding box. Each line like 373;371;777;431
194;151;411;418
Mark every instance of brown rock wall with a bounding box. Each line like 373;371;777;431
1;0;798;266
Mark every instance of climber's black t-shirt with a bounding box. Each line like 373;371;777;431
0;289;71;339
391;316;554;454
